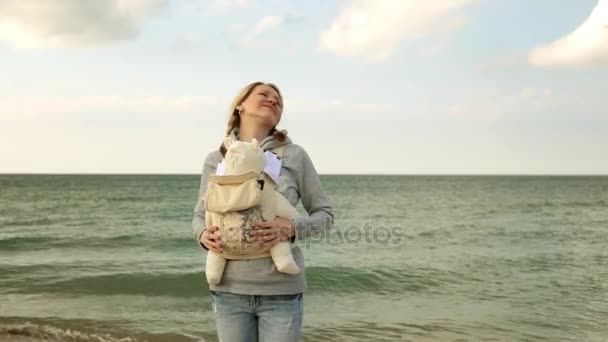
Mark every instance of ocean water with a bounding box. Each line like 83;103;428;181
0;174;607;342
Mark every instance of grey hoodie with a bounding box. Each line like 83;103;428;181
192;130;334;295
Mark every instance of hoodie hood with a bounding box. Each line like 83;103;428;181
227;128;292;152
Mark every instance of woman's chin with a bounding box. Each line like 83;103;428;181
247;112;279;127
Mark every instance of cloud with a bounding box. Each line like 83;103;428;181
249;15;284;38
236;15;286;47
448;86;557;120
318;0;477;61
208;0;251;12
0;94;219;119
479;53;527;71
419;16;471;56
0;0;166;48
0;92;401;121
170;33;201;53
288;99;395;116
529;0;608;68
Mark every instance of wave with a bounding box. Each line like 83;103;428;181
4;265;471;298
0;236;49;250
0;322;140;342
0;321;202;342
0;218;54;228
6;271;206;297
304;320;473;342
105;196;156;203
508;199;607;211
303;319;552;342
0;234;188;251
307;265;475;295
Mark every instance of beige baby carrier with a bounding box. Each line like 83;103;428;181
205;170;275;258
204;138;300;285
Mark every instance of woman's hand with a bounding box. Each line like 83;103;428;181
249;218;295;248
200;226;223;254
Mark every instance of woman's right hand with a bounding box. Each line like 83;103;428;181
200;226;223;254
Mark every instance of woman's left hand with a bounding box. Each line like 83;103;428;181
249;217;295;248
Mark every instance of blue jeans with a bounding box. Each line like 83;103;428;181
210;290;303;342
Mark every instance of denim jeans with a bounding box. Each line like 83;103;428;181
210;290;303;342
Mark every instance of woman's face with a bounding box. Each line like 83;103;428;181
238;84;283;127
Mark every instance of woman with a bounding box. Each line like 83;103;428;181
192;81;334;342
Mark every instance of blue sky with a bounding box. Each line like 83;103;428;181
1;0;607;174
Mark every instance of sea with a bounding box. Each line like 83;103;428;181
0;175;606;342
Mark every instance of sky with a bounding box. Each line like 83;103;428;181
0;0;607;175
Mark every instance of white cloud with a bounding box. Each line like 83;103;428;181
479;53;527;71
318;0;477;61
529;0;608;68
208;0;251;12
0;93;401;122
237;15;286;47
419;16;471;56
448;86;557;120
287;99;395;116
170;33;201;53
0;0;166;48
253;15;284;34
0;94;219;119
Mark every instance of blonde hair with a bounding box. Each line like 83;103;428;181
220;81;286;155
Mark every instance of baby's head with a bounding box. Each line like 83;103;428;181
223;136;266;176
